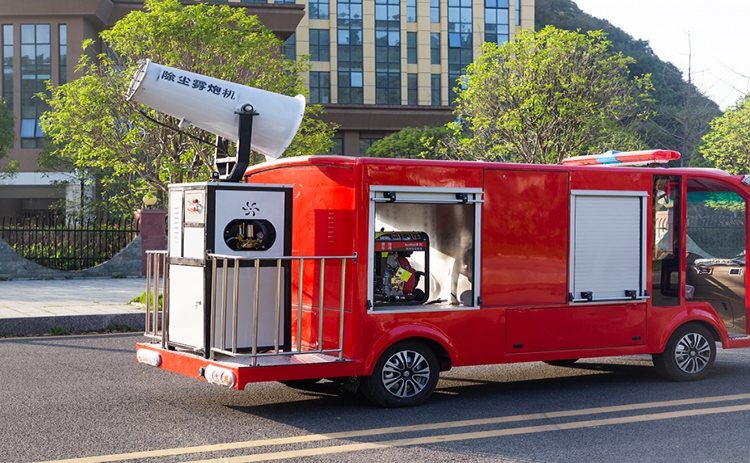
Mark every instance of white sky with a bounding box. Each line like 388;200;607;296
571;0;750;110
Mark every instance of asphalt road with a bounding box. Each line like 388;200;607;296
3;333;750;463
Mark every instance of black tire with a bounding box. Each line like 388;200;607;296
652;323;716;381
543;359;579;367
360;340;439;408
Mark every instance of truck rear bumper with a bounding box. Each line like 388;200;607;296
136;343;359;390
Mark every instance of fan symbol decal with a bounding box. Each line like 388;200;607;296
243;201;260;216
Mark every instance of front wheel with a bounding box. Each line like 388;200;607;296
360;341;439;408
652;323;716;381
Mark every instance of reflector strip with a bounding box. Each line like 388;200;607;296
561;149;681;167
136;348;161;367
204;365;236;388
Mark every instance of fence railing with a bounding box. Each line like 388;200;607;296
0;215;140;271
687;215;745;258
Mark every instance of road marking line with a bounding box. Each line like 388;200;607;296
34;392;750;463
188;403;750;463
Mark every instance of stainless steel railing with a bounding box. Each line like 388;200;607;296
208;254;356;366
144;250;169;348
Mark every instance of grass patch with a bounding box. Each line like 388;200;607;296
48;327;69;336
130;291;163;310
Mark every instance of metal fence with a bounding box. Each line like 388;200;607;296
687;215;745;259
0;215;140;271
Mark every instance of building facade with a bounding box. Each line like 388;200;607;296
0;0;533;217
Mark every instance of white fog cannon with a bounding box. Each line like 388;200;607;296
126;59;306;181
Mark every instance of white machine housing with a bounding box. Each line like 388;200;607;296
167;182;293;352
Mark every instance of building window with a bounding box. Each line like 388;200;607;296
2;25;13;110
431;74;441;105
329;138;343;154
448;0;472;103
309;71;330;104
430;0;440;23
338;0;363;104
309;29;330;61
515;0;521;26
309;0;329;19
274;0;295;3
20;24;51;149
406;0;417;22
485;0;510;45
430;32;440;64
58;24;67;85
283;33;296;59
407;32;417;64
375;0;400;105
408;73;417;105
360;137;380;155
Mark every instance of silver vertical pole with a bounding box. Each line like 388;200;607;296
297;259;304;353
232;258;241;354
318;258;325;352
338;258;346;360
252;258;261;366
220;258;229;353
274;259;282;353
209;256;218;360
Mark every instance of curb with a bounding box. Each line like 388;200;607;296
0;313;147;337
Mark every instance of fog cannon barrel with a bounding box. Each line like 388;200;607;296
125;59;306;160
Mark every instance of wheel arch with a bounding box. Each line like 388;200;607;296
656;306;728;353
364;326;456;375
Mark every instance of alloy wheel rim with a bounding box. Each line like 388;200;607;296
674;332;711;374
381;350;431;398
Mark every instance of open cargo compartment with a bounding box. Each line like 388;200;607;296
368;186;482;311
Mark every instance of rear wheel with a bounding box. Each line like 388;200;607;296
361;340;439;408
653;323;716;381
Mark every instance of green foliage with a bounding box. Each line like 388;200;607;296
450;26;651;164
40;0;335;213
366;126;452;159
0;99;16;176
693;94;750;174
535;0;722;164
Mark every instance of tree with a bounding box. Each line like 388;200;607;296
366;126;451;159
0;99;17;176
693;94;750;173
40;0;335;214
449;26;653;164
535;0;721;163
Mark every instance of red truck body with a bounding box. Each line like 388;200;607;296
137;155;750;406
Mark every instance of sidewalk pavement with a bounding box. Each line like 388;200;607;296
0;278;151;336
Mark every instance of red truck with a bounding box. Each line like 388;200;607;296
137;150;750;407
129;62;750;407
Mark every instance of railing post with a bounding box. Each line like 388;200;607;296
251;258;261;366
209;256;218;360
232;258;241;354
318;258;325;352
297;259;304;353
220;258;229;352
338;258;346;360
145;252;152;337
274;259;282;353
161;252;169;349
